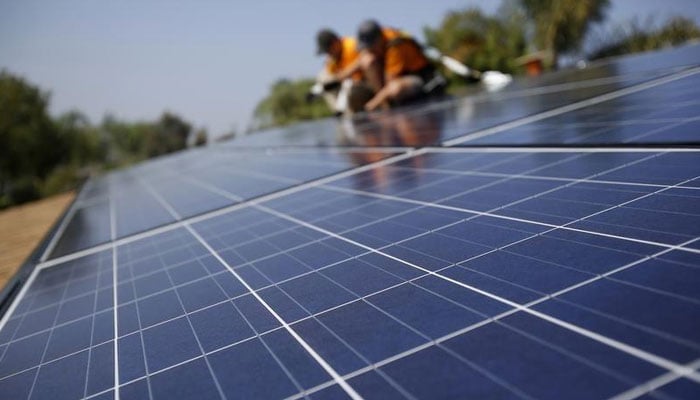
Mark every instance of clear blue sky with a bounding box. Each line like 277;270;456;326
1;0;699;138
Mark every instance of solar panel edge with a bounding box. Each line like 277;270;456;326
0;179;88;322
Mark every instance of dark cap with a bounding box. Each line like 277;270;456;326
316;29;339;55
357;19;382;50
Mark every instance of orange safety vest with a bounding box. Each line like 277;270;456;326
381;28;430;80
325;37;363;81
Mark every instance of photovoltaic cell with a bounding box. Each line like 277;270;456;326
0;251;114;399
1;44;699;399
44;148;402;260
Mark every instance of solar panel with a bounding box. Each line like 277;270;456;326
1;43;699;400
45;148;403;259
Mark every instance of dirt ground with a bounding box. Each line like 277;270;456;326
0;192;75;290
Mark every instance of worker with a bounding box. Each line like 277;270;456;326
313;28;368;114
354;19;438;111
316;29;363;82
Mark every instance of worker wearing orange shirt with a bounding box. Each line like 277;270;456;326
316;29;363;82
354;20;437;111
314;29;367;114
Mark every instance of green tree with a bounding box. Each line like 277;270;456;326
0;70;200;208
101;114;149;165
520;0;610;67
424;3;527;77
55;110;105;166
0;70;64;205
40;111;107;196
253;78;333;129
589;16;700;60
101;111;192;164
145;112;192;157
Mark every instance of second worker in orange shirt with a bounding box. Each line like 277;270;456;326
355;19;438;112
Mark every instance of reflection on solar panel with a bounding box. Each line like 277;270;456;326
1;44;699;400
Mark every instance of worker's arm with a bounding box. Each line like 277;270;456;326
364;79;395;111
333;58;361;81
365;49;403;111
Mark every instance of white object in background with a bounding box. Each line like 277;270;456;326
480;71;513;92
424;47;473;77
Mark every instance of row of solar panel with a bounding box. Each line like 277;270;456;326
1;148;698;399
42;59;700;262
49;143;700;263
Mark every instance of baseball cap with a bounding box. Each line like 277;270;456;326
357;19;382;50
316;29;338;55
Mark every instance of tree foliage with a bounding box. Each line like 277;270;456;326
589;17;700;60
0;71;64;205
150;112;191;156
55;110;106;167
0;74;57;176
102;111;192;164
424;2;527;76
520;0;610;66
0;70;200;208
253;78;333;130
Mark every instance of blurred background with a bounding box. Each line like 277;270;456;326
1;0;700;210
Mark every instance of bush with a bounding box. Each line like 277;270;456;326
40;165;84;197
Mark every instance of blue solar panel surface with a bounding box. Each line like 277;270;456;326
47;148;402;258
0;44;699;400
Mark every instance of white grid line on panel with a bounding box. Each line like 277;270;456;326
136;174;362;400
258;203;700;383
608;359;700;400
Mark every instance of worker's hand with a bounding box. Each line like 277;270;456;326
364;99;381;112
